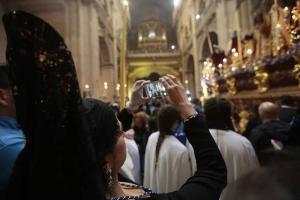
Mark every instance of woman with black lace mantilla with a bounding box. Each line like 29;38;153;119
3;11;226;200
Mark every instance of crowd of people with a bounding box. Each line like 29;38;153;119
0;10;300;200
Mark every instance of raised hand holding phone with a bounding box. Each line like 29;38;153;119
160;75;197;119
127;80;150;111
144;81;167;98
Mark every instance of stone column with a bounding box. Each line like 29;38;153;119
88;1;101;99
64;0;84;90
64;0;101;98
216;0;236;51
77;1;90;93
111;0;120;102
191;0;201;97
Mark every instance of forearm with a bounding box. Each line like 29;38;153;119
183;114;227;196
153;75;226;199
184;114;224;167
153;115;227;200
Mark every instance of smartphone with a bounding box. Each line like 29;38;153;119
144;81;167;98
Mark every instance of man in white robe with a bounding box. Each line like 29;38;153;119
143;131;196;193
209;129;258;184
204;98;259;199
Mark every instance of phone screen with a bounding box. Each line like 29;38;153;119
144;81;167;98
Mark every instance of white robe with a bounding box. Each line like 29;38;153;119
120;138;141;184
143;132;196;193
209;129;259;199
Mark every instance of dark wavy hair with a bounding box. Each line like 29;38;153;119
155;105;181;167
82;98;120;191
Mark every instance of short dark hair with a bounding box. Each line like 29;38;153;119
0;64;12;88
280;95;294;106
204;97;234;130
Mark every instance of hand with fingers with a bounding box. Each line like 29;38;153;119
127;80;150;111
160;75;197;119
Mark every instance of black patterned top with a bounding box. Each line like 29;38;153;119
107;182;154;200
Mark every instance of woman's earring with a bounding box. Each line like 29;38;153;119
104;164;114;195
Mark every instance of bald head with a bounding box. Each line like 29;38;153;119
258;102;279;123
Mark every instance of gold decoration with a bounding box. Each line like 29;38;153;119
39;54;46;62
225;74;237;95
293;64;300;87
119;2;129;109
202;58;220;96
211;79;220;96
230;48;241;69
239;110;250;134
269;0;291;55
221;49;239;96
258;14;273;57
254;60;269;93
291;1;300;43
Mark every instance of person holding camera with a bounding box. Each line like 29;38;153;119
80;75;227;200
4;11;226;200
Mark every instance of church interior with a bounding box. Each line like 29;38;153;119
1;1;300;199
0;0;300;130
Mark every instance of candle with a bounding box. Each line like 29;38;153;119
247;49;253;55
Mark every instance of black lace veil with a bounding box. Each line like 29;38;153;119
3;10;104;199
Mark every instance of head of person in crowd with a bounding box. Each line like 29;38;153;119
258;102;279;123
223;159;300;200
258;148;300;166
155;105;181;165
204;97;234;130
83;98;126;197
0;64;16;118
191;98;201;105
280;95;294;107
278;95;297;123
191;97;202;113
148;116;158;133
132;111;149;131
118;108;133;132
